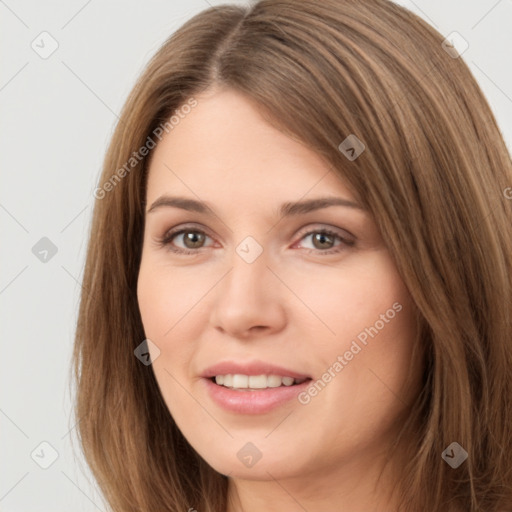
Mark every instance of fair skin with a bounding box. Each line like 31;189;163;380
137;87;423;511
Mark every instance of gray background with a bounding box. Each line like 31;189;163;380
1;0;511;510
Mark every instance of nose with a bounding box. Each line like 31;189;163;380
210;247;287;339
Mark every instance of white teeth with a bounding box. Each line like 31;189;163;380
267;375;283;388
281;376;295;386
212;373;307;390
248;375;267;389
232;374;248;388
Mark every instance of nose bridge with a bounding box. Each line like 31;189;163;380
211;239;286;336
224;240;271;302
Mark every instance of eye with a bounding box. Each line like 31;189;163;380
293;227;355;255
157;225;355;255
158;226;214;255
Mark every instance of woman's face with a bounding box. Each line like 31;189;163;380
137;88;421;482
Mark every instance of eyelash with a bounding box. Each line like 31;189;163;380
157;225;355;256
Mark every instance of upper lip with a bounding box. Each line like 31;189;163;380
201;360;311;380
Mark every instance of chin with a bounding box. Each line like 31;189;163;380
197;443;309;481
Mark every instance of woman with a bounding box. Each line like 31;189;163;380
72;0;512;510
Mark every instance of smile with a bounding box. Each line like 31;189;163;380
213;374;308;389
204;376;312;414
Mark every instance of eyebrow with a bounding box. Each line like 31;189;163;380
147;195;365;218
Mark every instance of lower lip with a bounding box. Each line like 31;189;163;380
202;378;312;415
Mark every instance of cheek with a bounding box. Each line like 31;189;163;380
137;260;201;383
293;250;419;418
137;257;212;339
287;249;413;348
137;262;203;428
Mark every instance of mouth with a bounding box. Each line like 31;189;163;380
209;374;311;390
203;373;313;414
200;361;313;414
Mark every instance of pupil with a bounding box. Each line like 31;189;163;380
185;232;204;248
314;233;333;249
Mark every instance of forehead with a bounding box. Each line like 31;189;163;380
145;89;356;205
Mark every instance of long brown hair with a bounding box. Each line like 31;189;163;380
70;0;512;510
